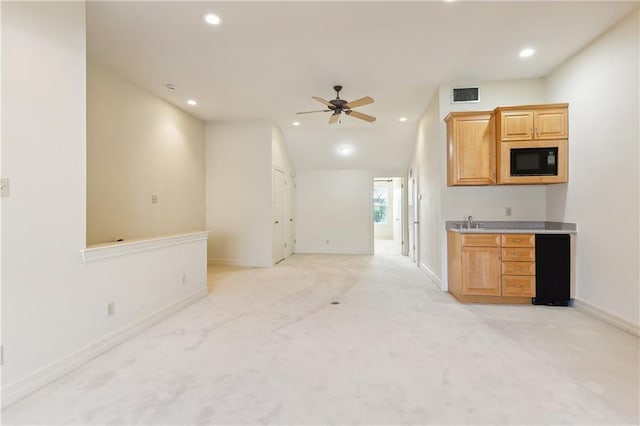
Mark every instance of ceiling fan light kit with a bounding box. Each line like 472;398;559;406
296;85;376;124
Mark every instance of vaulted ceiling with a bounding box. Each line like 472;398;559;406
86;1;637;170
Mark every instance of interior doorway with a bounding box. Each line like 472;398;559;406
272;168;286;264
373;177;404;255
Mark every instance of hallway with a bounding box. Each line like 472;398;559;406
3;254;638;425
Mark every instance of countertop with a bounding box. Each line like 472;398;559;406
446;220;577;234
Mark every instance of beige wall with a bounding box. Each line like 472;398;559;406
87;62;205;245
205;120;273;266
545;9;639;328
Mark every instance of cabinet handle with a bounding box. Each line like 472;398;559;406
515;253;521;257
515;267;521;271
515;284;523;288
514;239;521;242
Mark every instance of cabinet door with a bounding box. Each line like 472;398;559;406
447;114;495;185
534;108;568;140
462;246;501;296
500;111;534;141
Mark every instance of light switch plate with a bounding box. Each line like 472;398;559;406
0;178;9;197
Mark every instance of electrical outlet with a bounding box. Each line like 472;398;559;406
106;302;115;317
505;207;512;216
151;195;158;204
326;239;330;244
181;274;186;285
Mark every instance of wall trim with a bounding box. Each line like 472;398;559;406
1;288;208;410
419;261;444;290
574;298;639;337
82;231;209;262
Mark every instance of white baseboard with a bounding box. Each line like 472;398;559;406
207;258;272;267
574;298;639;337
294;248;371;255
419;261;444;290
1;288;208;410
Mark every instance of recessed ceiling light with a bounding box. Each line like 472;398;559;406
399;117;408;122
187;99;197;106
292;121;301;126
338;145;352;156
519;48;536;58
203;13;222;26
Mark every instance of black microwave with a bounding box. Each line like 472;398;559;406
510;147;558;176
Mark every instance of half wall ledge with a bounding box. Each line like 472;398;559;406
81;231;209;262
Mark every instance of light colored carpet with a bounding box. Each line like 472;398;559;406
2;253;639;425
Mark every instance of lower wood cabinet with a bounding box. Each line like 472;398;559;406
448;231;536;304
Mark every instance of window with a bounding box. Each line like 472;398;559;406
373;188;388;224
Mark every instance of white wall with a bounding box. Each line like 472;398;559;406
87;62;206;245
410;79;549;287
272;124;294;175
545;9;639;327
205;121;273;266
296;169;405;254
411;92;442;281
1;2;208;405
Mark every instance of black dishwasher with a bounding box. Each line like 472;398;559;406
533;234;571;306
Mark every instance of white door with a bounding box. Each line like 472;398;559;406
272;169;286;264
393;178;402;253
287;175;296;256
407;173;419;263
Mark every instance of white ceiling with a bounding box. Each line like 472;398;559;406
86;1;637;170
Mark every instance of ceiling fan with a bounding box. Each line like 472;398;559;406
296;85;376;124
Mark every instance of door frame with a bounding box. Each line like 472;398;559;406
372;175;407;256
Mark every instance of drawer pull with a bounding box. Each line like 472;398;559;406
515;267;521;271
515;284;523;288
514;239;521;242
515;253;521;257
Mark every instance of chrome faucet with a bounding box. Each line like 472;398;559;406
466;215;473;229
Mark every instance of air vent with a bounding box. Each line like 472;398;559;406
451;87;480;103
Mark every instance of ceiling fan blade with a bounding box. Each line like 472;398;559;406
328;113;340;124
296;109;331;115
312;96;334;107
347;110;376;123
345;96;374;109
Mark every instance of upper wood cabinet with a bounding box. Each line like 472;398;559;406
445;111;495;186
495;104;568;141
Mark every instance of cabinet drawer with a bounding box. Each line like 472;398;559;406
462;234;500;247
501;234;535;248
502;261;535;276
502;275;535;297
502;247;535;262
